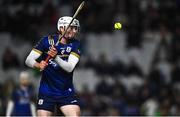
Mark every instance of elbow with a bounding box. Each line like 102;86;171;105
66;66;74;73
25;50;40;68
25;57;29;67
65;64;75;73
25;56;34;68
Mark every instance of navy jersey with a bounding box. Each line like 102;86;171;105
33;34;81;97
11;86;34;116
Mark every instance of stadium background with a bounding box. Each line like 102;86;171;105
0;0;180;116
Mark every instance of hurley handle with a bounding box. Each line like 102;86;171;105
45;55;52;63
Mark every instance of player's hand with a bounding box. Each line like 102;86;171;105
39;60;48;71
48;46;57;58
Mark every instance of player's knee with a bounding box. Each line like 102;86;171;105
69;110;80;117
75;109;81;116
68;108;80;116
61;105;81;116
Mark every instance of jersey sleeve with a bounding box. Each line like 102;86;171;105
33;37;46;55
71;42;81;58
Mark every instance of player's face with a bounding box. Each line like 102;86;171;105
20;78;29;86
61;26;79;39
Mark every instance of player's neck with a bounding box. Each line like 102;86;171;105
60;37;67;44
20;85;28;90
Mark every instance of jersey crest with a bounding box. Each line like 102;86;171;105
48;35;54;45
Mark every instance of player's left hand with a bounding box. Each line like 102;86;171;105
48;46;57;58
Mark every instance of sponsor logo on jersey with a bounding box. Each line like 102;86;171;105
66;47;72;53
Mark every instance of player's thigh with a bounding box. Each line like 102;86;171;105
37;94;56;116
37;109;53;116
60;105;80;116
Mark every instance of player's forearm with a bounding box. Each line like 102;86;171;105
33;62;42;69
25;50;41;68
6;100;14;116
30;102;36;117
55;54;79;73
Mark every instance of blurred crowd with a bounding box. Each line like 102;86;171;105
0;0;180;116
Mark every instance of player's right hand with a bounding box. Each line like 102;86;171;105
39;60;48;71
48;46;57;58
